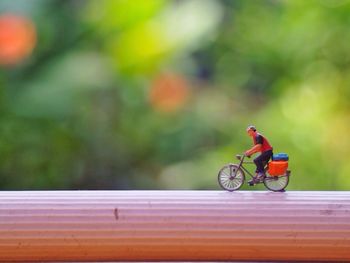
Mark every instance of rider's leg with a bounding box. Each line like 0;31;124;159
254;155;265;176
248;156;264;185
254;150;273;179
248;157;264;185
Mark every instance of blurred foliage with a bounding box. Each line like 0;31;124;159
0;0;350;190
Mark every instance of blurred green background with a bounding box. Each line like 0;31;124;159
0;0;349;191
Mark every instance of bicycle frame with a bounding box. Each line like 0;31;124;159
235;154;258;179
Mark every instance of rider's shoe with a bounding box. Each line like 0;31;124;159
248;173;265;185
256;172;265;182
248;176;258;185
248;180;255;186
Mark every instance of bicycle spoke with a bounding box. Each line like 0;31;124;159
224;179;229;188
221;170;229;178
221;174;229;180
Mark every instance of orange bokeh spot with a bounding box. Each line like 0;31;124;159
0;14;36;66
149;73;190;113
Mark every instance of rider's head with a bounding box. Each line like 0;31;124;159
246;125;256;137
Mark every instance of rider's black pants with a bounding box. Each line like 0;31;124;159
254;150;273;174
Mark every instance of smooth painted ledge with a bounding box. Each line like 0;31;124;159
0;190;350;262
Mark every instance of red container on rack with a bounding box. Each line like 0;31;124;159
268;161;288;176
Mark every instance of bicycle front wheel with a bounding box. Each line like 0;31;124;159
218;164;245;192
263;173;289;192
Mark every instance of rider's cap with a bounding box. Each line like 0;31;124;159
246;125;256;132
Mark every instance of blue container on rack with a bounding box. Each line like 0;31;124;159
272;153;289;161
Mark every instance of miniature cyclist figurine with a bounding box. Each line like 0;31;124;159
245;125;273;184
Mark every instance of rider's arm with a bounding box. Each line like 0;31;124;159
245;144;262;156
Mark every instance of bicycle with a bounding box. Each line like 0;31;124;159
218;154;291;192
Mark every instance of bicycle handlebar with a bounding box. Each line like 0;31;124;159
236;154;251;160
236;154;244;160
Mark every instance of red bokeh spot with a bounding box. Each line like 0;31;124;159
0;14;37;66
150;73;190;113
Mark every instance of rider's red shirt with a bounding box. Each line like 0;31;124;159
253;133;273;153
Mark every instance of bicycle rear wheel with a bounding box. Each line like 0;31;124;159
218;164;245;191
263;173;289;192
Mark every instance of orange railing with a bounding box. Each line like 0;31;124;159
0;190;349;262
